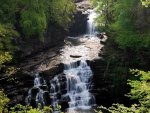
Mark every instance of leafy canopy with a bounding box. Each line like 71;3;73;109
96;70;150;113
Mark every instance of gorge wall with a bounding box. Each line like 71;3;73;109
16;0;89;58
17;24;66;58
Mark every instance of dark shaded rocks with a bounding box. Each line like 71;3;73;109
69;10;88;36
70;55;82;58
69;0;91;36
74;0;84;3
100;40;107;45
0;72;34;106
40;63;64;79
97;32;106;39
16;24;66;59
43;91;52;106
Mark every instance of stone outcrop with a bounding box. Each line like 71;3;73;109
0;61;64;107
17;25;66;59
69;0;91;36
0;72;34;106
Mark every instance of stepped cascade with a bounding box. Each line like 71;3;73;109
26;61;95;109
50;60;95;109
26;10;99;112
26;74;51;107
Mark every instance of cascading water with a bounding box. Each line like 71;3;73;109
26;73;51;107
87;10;97;36
26;61;95;110
26;8;98;112
64;60;95;109
50;60;95;109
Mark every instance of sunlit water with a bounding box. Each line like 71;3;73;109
26;10;101;112
26;73;48;107
87;10;97;36
51;10;98;112
50;61;95;108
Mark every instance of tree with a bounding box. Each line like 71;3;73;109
95;70;150;113
0;0;75;39
141;0;150;7
0;90;9;113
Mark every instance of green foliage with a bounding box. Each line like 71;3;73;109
0;0;75;39
20;0;75;39
0;90;9;113
141;0;150;7
0;24;19;69
10;104;41;113
20;0;47;39
48;0;75;29
43;106;53;113
0;0;18;23
0;52;12;69
9;104;63;113
96;70;150;113
95;104;140;113
128;70;150;108
0;24;19;52
91;0;150;50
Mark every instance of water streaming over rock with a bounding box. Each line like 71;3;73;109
87;10;97;36
50;60;95;109
26;9;97;111
26;73;51;107
26;60;95;109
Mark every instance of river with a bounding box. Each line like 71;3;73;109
25;9;107;113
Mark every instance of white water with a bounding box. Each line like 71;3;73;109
26;73;47;107
87;10;97;36
50;61;95;109
26;10;98;111
50;10;98;109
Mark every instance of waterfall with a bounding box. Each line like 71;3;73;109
26;9;97;112
26;60;95;110
26;73;51;107
50;60;95;109
87;10;97;36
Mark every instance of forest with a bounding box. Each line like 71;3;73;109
0;0;150;113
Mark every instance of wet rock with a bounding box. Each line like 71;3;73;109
61;101;69;110
70;55;82;58
97;33;104;39
74;0;84;3
62;95;71;102
31;87;39;97
39;85;48;90
100;40;107;45
69;11;88;36
43;91;51;105
61;89;67;94
30;99;37;108
41;64;64;78
69;0;91;36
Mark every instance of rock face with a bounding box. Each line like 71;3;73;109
0;72;34;106
0;62;64;107
89;56;131;107
17;24;66;59
69;11;88;36
69;0;91;36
